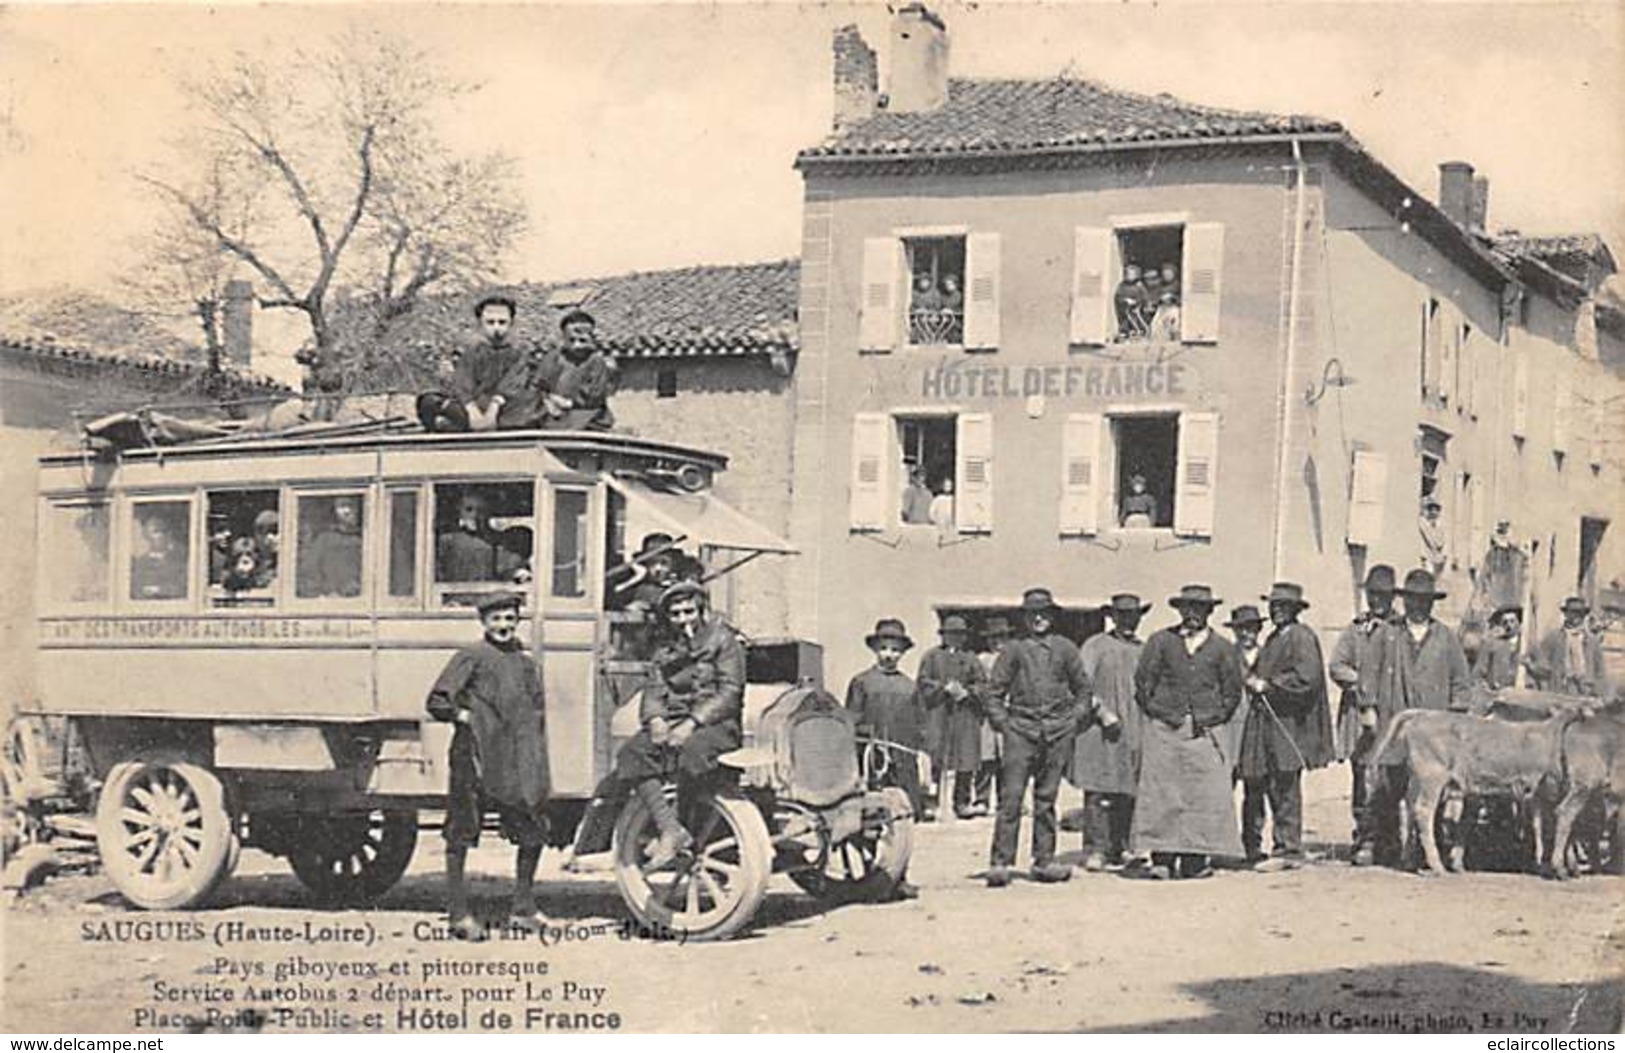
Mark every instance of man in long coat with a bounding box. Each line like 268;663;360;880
917;614;989;819
426;591;551;940
1069;593;1146;870
1130;584;1244;880
1527;596;1607;696
1328;564;1400;865
985;588;1090;887
1238;583;1335;871
846;618;926;822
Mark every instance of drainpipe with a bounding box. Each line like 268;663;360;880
1272;138;1309;583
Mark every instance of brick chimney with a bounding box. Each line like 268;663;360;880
887;4;949;115
833;25;878;128
222;279;254;370
1469;175;1490;233
1437;161;1475;228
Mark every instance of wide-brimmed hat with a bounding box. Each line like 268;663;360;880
658;580;707;610
475;591;525;615
1169;584;1222;608
1262;582;1311;610
1362;564;1397;593
1399;569;1446;599
939;614;970;635
1020;587;1061;614
1561;596;1592;614
1104;593;1152;617
1225;604;1265;629
866;618;914;651
636;532;676;558
982;615;1013;639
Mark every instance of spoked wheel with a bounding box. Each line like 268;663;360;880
95;755;234;910
613;791;771;942
790;787;915;902
287;810;418;905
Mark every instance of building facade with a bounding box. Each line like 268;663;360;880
784;7;1625;681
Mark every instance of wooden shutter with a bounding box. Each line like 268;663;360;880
1174;411;1219;537
858;237;900;353
1421;300;1439;398
1552;364;1571;454
1438;302;1456;405
955;413;994;535
1469;475;1489;572
1069;227;1114;346
1181;223;1225;344
1059;413;1102;536
963;232;1001;351
1512;347;1529;438
849;413;890;531
1346;449;1387;548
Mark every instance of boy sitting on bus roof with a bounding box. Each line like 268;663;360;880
425;591;552;941
527;309;617;432
416;292;531;434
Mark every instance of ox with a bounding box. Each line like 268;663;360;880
1364;710;1577;875
1551;710;1625;879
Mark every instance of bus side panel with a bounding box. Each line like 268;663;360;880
36;647;373;718
540;617;596;797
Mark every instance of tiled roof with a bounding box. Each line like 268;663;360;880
1489;232;1616;281
387;260;800;360
0;333;290;394
799;77;1342;162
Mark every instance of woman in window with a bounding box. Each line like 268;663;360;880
1120;473;1157;529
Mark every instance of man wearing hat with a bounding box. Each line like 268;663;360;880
613;580;746;869
1223;604;1266;778
1527;597;1606;696
529;309;617;431
985;588;1091;886
1129;585;1244;880
425;591;551;940
1237;584;1335;871
1329;564;1401;865
417;292;531;433
848;619;927;833
1472;605;1524;692
918;614;990;819
1068;594;1148;871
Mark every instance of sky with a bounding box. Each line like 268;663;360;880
1;2;1621;379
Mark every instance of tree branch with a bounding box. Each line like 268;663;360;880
137;174;301;305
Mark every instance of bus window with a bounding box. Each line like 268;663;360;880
433;482;533;606
387;488;419;599
44;502;110;604
295;493;365;599
206;490;279;607
129;500;192;602
551;489;589;599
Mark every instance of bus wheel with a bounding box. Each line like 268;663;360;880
287;810;418;905
613;792;771;942
95;756;233;910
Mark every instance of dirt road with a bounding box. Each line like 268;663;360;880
4;770;1621;1034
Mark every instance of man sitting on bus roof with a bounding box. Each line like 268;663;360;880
527;309;617;432
426;591;551;940
416;292;530;434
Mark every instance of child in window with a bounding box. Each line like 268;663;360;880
1121;473;1157;528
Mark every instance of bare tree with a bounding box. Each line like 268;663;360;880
134;29;526;392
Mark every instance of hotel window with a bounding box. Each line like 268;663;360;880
1069;223;1224;346
1059;411;1218;538
205;489;280;608
849;412;993;535
859;232;1002;352
904;237;966;346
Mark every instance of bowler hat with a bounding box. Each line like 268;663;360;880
658;580;707;610
866;618;915;651
1561;596;1592;614
636;532;676;558
1021;587;1061;613
1399;569;1446;598
1105;593;1152;617
939;614;970;635
982;615;1013;639
1262;582;1311;610
559;308;596;331
1169;584;1222;608
1363;565;1397;593
474;591;525;615
1225;604;1265;629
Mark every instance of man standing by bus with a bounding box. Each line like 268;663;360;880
426;592;551;941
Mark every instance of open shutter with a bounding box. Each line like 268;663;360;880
1421;300;1439;398
858;237;900;353
955;413;994;535
1068;227;1114;346
1174;411;1219;538
1438;303;1456;405
1059;413;1102;536
1511;348;1529;437
849;413;890;531
1346;449;1387;548
963;232;1001;351
1181;223;1225;343
1469;475;1489;572
1552;364;1571;454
